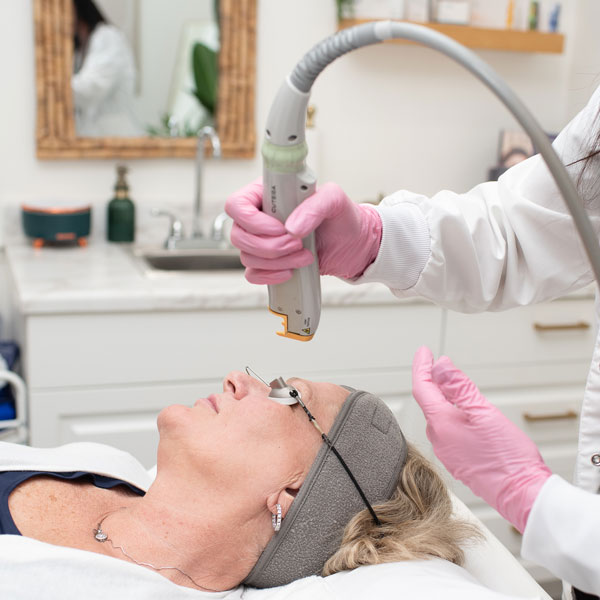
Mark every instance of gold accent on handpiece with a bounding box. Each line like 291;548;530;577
268;308;314;342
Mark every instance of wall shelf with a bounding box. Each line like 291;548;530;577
338;19;564;54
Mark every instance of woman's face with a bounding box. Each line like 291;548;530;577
156;372;350;497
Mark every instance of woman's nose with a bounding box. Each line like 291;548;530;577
223;370;269;398
223;371;246;398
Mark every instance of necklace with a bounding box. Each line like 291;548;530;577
93;507;221;592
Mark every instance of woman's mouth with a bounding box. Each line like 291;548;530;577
195;395;219;413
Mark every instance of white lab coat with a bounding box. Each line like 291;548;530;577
72;23;142;137
354;83;600;595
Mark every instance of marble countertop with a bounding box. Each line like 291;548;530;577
6;241;596;316
5;242;414;315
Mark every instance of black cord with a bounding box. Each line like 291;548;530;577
290;388;382;526
322;433;382;527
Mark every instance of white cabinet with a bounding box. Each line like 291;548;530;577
16;289;595;593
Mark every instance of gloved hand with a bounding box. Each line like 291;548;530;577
225;179;382;284
412;346;552;533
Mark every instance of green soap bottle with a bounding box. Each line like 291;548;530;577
107;165;135;242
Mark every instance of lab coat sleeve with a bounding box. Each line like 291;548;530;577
353;85;600;312
72;25;131;112
521;474;600;595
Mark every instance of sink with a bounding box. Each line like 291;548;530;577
130;246;244;273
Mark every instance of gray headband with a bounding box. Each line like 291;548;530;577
243;389;407;588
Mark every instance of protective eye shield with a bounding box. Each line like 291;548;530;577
265;375;300;406
243;388;408;589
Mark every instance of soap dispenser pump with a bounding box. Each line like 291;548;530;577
107;164;135;242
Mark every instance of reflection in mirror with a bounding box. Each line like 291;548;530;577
165;19;219;137
35;0;256;159
71;0;219;138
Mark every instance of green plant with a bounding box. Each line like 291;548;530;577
191;41;218;118
336;0;355;20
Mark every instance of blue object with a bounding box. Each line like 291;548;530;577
549;4;561;33
0;403;14;421
0;342;20;421
0;342;19;369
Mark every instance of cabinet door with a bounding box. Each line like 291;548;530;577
443;299;595;389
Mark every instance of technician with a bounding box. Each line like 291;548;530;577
226;83;600;598
72;0;141;137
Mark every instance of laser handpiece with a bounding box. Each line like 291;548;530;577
262;21;600;341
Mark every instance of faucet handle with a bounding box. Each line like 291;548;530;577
151;208;185;249
210;211;231;243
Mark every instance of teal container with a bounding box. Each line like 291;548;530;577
21;203;91;245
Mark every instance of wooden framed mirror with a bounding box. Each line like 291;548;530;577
34;0;256;159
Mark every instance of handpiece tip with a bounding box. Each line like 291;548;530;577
269;308;314;342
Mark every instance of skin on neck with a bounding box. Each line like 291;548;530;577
93;475;271;592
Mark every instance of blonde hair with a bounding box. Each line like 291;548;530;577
322;444;482;576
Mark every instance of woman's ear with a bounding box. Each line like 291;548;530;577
267;484;301;519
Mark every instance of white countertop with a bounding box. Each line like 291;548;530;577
6;242;596;316
5;242;411;315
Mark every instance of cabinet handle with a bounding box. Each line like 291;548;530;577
523;410;578;422
533;321;590;331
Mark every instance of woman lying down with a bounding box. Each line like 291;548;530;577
0;370;539;599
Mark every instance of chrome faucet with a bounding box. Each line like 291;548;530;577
150;127;228;251
151;209;185;249
192;126;222;239
210;211;230;242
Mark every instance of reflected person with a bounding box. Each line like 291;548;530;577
72;0;142;136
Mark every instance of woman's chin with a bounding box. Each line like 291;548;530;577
156;403;191;433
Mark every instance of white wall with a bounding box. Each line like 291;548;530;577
0;0;599;328
1;1;599;209
566;0;600;116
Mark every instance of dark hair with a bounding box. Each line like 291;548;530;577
566;108;600;199
73;0;106;31
565;109;600;208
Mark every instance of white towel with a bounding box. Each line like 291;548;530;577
0;441;547;599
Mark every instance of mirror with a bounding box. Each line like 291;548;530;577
34;0;256;159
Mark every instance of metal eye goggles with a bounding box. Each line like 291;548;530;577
245;367;381;526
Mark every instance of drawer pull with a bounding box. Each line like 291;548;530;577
523;410;578;423
533;321;590;332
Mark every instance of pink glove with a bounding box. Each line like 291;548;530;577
412;346;552;533
225;179;382;284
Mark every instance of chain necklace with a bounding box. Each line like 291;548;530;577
93;507;221;592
